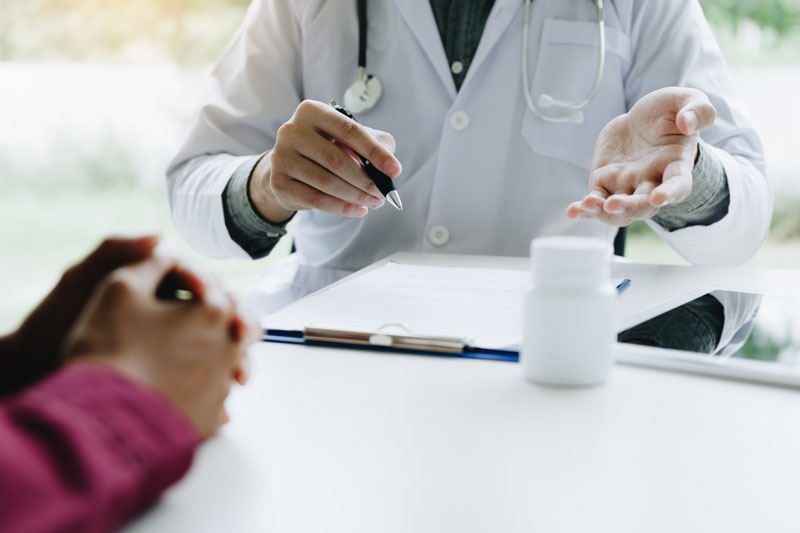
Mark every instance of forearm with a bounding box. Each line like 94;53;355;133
247;152;296;224
0;363;197;532
0;333;18;363
222;153;294;259
0;333;23;398
645;141;771;266
165;0;302;260
167;153;268;259
0;331;59;399
626;0;770;265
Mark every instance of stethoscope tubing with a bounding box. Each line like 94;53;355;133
522;0;606;124
352;0;607;123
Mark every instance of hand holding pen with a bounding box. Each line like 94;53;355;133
246;99;403;224
329;101;403;210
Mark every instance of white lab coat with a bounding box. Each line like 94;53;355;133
167;0;772;349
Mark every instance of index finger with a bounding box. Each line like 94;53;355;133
315;104;402;178
650;159;693;207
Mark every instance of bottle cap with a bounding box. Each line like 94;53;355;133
531;236;611;284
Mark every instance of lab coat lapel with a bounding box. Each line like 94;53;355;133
462;0;524;89
390;0;456;99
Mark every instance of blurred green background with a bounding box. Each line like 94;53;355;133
1;0;799;362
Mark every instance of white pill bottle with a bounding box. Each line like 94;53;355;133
521;236;617;386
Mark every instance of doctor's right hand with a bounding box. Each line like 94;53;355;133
249;100;402;223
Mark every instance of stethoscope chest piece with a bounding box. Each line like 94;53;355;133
344;73;382;115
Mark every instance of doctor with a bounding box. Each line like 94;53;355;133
168;0;771;351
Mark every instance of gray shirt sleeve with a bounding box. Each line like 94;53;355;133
221;153;293;259
651;141;730;231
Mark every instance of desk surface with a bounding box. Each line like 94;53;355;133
128;255;800;533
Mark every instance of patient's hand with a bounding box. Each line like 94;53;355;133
64;254;259;438
1;236;160;393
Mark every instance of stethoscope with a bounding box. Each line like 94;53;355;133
343;0;383;114
344;0;606;125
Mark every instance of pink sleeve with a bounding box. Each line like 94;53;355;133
0;363;199;533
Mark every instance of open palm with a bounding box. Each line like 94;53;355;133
566;87;717;227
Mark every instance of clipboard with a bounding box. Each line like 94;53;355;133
261;260;631;363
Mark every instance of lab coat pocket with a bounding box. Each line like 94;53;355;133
521;18;631;171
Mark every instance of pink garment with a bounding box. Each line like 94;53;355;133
0;363;199;533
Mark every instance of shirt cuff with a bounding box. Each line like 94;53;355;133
652;141;731;231
222;153;293;259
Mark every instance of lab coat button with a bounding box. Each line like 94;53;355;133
449;110;470;131
428;225;450;246
451;61;464;75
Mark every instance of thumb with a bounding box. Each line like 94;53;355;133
675;90;716;136
52;234;160;304
84;234;160;269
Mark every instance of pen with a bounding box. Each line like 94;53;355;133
329;100;403;210
616;279;631;294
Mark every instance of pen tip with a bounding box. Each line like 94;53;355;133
387;190;403;211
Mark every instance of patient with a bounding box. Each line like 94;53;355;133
0;235;258;532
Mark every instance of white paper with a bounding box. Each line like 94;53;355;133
263;262;620;350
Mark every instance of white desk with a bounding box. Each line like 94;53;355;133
128;255;800;533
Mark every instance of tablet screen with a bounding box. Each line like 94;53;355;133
725;292;800;365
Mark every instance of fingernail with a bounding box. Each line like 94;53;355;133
371;197;384;208
610;207;626;215
684;111;699;133
384;160;401;176
584;205;600;215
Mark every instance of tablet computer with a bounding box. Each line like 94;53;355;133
617;290;800;389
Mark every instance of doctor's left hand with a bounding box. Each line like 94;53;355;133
566;87;716;227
